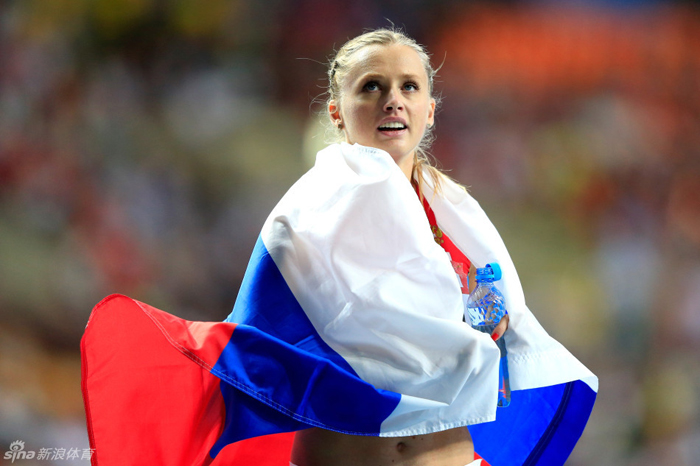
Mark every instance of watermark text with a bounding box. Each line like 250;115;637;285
4;441;94;463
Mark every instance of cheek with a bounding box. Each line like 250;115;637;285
342;104;372;135
416;101;432;122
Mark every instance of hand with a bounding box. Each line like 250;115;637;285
491;314;509;342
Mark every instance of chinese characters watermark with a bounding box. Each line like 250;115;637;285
4;440;94;463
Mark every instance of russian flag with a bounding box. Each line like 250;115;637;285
81;294;593;465
81;143;597;465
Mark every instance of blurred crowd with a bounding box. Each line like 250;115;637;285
0;0;698;464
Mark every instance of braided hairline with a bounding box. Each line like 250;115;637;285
328;28;436;105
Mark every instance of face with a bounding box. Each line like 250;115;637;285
329;44;435;176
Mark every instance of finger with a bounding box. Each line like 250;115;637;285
491;314;510;341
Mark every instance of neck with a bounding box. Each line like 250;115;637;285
396;151;415;181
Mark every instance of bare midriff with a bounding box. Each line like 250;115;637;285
290;426;474;466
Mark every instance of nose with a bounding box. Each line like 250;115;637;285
383;87;404;113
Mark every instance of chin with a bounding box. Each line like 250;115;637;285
371;141;410;157
384;146;415;162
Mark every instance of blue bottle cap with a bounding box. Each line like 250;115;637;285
486;262;502;281
475;263;502;282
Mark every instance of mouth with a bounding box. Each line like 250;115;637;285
378;121;408;133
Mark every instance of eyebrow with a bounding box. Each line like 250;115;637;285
356;72;424;83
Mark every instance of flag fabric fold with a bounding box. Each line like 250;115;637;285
81;142;597;465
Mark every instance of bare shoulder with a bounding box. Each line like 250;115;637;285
290;426;474;466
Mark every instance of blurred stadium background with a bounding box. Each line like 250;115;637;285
1;0;699;464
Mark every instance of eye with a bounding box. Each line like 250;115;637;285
363;81;380;92
404;82;419;91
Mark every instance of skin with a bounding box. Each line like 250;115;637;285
291;43;508;466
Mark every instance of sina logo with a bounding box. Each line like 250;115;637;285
4;440;36;463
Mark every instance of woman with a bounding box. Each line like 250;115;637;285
220;25;597;466
289;29;507;466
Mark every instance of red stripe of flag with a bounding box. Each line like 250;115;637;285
82;295;234;465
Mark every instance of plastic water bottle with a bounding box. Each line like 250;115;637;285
466;263;511;407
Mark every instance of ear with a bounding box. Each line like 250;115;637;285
427;98;436;127
328;100;342;128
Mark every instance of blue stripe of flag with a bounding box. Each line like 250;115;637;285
469;380;596;466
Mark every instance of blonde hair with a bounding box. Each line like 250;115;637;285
326;28;446;193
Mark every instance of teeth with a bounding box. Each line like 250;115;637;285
379;122;406;130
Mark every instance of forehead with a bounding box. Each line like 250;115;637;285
343;44;428;85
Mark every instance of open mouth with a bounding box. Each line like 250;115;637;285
378;122;407;132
